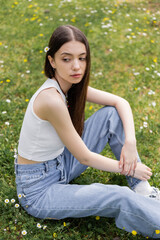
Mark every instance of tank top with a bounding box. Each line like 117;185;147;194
18;78;66;161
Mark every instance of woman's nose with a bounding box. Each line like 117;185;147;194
72;59;80;70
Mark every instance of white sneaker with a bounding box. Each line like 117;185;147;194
147;187;160;201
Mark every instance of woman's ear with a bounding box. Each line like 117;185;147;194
48;55;56;69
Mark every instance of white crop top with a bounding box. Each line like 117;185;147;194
18;78;66;161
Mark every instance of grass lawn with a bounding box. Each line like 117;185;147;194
0;0;160;239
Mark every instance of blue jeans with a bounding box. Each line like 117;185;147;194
15;107;160;238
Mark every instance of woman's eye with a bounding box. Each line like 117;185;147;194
63;58;70;62
79;57;86;61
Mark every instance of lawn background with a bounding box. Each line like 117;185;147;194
0;0;160;239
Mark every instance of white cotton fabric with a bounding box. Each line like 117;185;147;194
18;78;66;162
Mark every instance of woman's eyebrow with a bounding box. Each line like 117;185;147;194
61;52;86;56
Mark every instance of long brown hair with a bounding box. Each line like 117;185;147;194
44;25;91;136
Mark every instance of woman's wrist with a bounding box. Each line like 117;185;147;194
125;137;136;146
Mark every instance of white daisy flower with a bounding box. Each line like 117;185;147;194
37;223;42;228
133;72;140;76
6;99;11;103
22;230;27;235
15;203;20;208
5;199;9;203
43;225;47;230
18;193;22;199
11;199;16;203
44;47;50;52
151;101;156;107
5;122;10;126
2;111;7;114
148;90;155;95
143;122;148;128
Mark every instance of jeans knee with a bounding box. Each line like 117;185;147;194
119;187;135;204
102;106;122;132
104;105;116;112
103;106;119;119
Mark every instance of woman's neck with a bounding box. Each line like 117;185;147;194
52;76;72;95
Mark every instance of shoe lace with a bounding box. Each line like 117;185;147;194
149;187;160;200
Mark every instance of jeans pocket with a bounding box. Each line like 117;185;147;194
20;170;46;188
16;170;46;207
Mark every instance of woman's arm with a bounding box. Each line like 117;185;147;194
36;88;121;172
87;86;137;175
36;88;151;181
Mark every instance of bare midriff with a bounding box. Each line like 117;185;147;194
17;154;42;164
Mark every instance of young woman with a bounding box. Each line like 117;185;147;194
15;25;160;238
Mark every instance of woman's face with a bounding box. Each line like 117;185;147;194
48;41;87;91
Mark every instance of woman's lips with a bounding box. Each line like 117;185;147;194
71;74;82;78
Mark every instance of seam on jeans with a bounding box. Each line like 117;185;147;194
118;208;160;229
90;129;123;155
17;168;45;174
16;164;56;174
109;130;124;146
87;130;109;154
30;204;160;229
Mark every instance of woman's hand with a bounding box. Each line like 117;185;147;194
119;141;137;176
120;162;152;180
131;162;152;180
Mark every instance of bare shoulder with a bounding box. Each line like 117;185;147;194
35;87;91;165
34;87;66;120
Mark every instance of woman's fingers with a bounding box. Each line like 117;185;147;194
121;162;152;180
127;163;134;176
119;154;124;169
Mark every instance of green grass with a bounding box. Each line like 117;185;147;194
0;0;160;239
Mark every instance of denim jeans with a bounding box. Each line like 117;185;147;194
15;106;160;238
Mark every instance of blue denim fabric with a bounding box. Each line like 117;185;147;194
15;106;160;238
